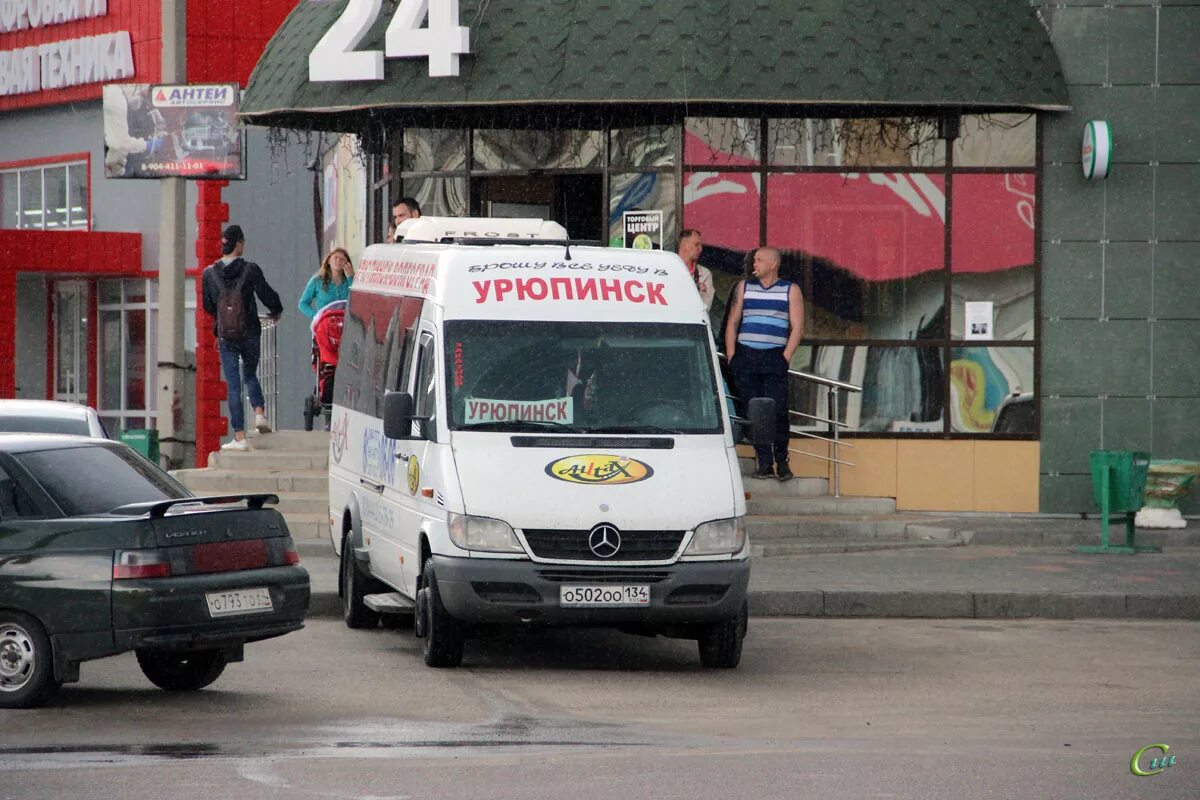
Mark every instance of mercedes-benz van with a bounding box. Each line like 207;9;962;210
328;218;769;668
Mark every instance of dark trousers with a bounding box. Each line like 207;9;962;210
218;337;264;434
731;344;791;469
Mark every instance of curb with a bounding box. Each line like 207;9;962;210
305;589;1200;622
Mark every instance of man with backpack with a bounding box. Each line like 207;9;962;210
201;224;284;451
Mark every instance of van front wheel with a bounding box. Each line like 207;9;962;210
697;600;747;668
420;561;464;668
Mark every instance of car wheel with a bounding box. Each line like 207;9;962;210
0;611;61;709
420;561;464;668
136;649;226;691
697;600;748;669
341;540;381;630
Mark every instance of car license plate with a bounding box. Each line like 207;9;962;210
559;585;650;607
205;587;273;618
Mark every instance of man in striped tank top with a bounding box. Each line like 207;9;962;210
723;247;804;481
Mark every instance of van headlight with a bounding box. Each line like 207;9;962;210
684;517;746;556
448;513;523;553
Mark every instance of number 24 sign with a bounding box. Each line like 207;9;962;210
308;0;471;82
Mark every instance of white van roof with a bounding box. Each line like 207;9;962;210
396;216;569;243
359;218;706;325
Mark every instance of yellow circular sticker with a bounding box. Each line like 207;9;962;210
545;454;653;485
632;233;653;250
407;456;420;495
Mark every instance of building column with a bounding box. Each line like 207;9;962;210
0;271;15;398
194;180;229;465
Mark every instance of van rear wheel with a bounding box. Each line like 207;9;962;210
420;561;464;668
341;541;381;629
697;600;747;669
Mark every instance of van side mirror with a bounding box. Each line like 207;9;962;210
747;397;777;449
383;391;416;440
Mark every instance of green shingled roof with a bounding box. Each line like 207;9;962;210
242;0;1069;127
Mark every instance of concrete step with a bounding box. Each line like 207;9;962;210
749;538;963;557
208;449;328;471
282;512;332;542
742;477;829;498
242;430;330;452
173;468;329;495
746;495;897;515
273;492;329;516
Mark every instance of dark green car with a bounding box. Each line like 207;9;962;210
0;435;310;708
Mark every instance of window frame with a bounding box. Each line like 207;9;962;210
0;153;91;232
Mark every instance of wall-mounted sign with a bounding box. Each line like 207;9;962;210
964;301;994;341
103;83;244;180
309;0;470;82
1082;121;1113;180
623;210;663;250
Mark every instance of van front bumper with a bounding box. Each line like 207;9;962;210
431;555;749;627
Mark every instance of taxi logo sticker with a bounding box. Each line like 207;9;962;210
545;454;653;485
407;456;420;495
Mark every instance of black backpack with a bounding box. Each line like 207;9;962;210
216;263;251;340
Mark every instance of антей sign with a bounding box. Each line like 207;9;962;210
0;0;134;98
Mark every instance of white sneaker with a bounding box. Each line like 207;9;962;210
221;438;249;452
255;414;272;434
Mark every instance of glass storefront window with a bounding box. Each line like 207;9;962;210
768;118;945;168
950;174;1035;340
43;167;67;229
1;163;87;230
68;163;88;227
402;176;468;217
126;309;146;410
950;347;1034;434
19;169;42;229
954;114;1036;168
402;128;467;173
790;344;946;433
100;309;122;410
0;172;16;228
684;118;759;166
473;129;604;171
608;172;677;248
610;127;677;169
766;172;946;340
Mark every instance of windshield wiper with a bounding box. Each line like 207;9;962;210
462;421;588;433
585;425;686;435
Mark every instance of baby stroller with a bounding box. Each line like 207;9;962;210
303;300;346;431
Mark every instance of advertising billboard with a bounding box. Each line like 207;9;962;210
103;83;244;180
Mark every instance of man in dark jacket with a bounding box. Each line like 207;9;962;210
201;224;284;451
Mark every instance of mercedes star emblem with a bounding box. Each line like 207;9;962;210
588;523;621;558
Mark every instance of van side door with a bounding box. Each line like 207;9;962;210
390;326;443;593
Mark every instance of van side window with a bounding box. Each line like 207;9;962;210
337;292;423;417
413;334;438;440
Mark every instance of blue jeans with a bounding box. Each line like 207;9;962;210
218;338;264;434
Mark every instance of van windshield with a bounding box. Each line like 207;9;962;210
445;321;723;434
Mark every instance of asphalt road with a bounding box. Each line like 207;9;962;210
1;618;1197;800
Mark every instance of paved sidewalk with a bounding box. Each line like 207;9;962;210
297;531;1200;622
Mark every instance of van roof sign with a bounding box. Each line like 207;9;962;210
402;217;569;243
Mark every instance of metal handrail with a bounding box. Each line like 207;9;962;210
240;315;279;433
719;351;863;497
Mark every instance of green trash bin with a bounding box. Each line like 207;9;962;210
1082;450;1155;554
119;429;160;465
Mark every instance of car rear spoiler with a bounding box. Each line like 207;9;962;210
108;494;280;519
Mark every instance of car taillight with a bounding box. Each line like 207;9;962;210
113;550;172;580
284;546;301;566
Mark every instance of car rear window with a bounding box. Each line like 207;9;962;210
0;416;91;435
15;445;189;516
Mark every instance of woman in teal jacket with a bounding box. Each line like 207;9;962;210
298;247;355;319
